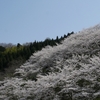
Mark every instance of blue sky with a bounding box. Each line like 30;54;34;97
0;0;100;44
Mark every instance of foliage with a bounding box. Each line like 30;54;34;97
76;78;92;87
0;46;5;52
0;24;100;99
0;32;74;71
93;95;100;100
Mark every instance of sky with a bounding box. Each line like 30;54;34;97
0;0;100;44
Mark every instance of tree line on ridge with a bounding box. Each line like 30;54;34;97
0;32;74;71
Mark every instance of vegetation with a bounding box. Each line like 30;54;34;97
0;32;74;72
76;78;92;87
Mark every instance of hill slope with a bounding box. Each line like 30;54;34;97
0;24;100;100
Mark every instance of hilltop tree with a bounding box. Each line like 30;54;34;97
17;43;21;48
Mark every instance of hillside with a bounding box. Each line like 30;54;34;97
0;33;73;73
0;24;100;100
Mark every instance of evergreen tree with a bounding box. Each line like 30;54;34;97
0;59;3;71
64;34;67;38
0;46;5;52
17;43;21;48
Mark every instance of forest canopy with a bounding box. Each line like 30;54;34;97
0;32;74;71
